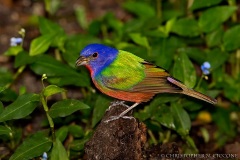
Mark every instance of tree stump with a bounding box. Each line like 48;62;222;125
85;103;181;160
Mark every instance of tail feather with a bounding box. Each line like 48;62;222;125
167;77;217;104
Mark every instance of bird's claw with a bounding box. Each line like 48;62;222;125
104;115;135;123
106;101;129;111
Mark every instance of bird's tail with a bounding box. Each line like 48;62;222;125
167;77;217;104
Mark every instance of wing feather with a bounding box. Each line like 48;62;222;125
98;53;182;94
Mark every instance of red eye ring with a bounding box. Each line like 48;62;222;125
92;52;98;58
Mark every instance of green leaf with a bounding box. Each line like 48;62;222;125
68;125;84;138
123;1;155;18
0;87;6;94
157;113;176;129
104;13;123;37
30;55;90;87
38;17;66;51
223;75;240;103
56;126;68;142
30;55;71;75
179;47;206;64
162;9;184;21
64;34;100;67
70;138;89;151
212;107;235;136
9;133;52;160
223;25;240;51
199;6;237;33
190;0;223;10
171;18;200;37
30;55;76;76
47;75;89;87
206;48;229;70
0;93;39;122
186;135;198;152
155;36;184;70
39;17;64;35
44;0;61;15
75;6;88;29
4;46;23;56
0;88;18;102
0;67;13;86
182;100;203;112
49;99;89;118
206;27;224;47
0;125;12;136
43;85;65;97
123;19;146;33
51;138;69;160
0;101;3;113
171;103;191;136
135;94;178;121
91;95;111;127
153;106;175;129
172;52;196;88
88;20;102;36
14;51;34;68
145;27;168;38
129;33;150;49
29;34;55;56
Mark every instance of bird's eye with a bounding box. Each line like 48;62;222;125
92;52;98;58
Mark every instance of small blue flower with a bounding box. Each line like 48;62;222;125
203;62;211;69
201;61;211;75
10;37;23;46
42;152;47;160
202;69;210;75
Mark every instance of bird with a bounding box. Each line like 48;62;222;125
76;44;217;122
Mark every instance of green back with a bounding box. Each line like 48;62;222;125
97;50;146;90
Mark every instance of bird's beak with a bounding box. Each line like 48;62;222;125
76;56;89;67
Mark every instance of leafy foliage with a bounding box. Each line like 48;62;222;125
9;133;52;160
0;0;240;159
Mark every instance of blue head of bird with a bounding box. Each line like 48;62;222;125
76;44;118;76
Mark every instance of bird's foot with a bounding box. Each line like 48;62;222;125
104;115;135;123
107;101;129;111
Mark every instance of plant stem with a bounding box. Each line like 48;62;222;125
236;50;240;77
54;48;62;61
156;0;162;19
148;130;157;144
163;130;171;143
40;94;56;141
44;0;51;15
101;24;108;39
4;122;15;149
228;0;237;22
5;65;26;89
195;75;204;90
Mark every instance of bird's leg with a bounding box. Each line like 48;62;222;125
104;103;139;123
107;100;129;111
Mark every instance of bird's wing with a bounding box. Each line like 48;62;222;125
98;50;146;90
98;50;182;94
129;61;182;93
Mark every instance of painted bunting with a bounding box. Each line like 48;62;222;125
76;44;217;122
